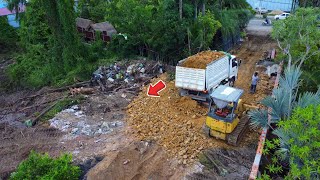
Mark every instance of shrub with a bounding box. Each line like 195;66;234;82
10;151;80;180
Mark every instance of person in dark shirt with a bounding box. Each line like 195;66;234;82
250;72;259;93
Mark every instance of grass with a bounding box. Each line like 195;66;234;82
40;95;85;121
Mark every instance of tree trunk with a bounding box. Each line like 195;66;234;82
194;0;198;19
201;0;205;16
179;0;183;19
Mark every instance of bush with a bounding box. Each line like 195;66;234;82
10;151;80;180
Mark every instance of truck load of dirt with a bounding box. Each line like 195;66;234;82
126;74;229;165
182;51;225;69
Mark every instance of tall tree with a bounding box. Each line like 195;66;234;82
272;8;320;70
179;0;183;19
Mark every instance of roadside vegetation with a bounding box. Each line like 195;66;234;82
250;7;320;179
4;0;252;88
10;151;80;180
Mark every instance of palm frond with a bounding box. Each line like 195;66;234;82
261;88;290;121
296;90;320;108
279;66;302;92
248;109;269;128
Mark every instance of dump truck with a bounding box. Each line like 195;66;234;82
175;51;240;102
203;85;254;146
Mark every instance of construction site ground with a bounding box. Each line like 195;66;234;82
0;33;277;179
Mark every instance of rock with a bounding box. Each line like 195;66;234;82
101;122;110;129
123;160;130;165
71;128;79;134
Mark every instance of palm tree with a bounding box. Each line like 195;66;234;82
249;65;320;160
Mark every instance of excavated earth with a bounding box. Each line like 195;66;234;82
0;34;277;180
182;51;225;69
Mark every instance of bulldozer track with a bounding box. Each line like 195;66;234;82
227;115;250;146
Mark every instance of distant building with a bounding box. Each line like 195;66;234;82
0;0;25;27
247;0;294;12
76;17;117;42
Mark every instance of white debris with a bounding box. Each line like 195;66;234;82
49;106;123;139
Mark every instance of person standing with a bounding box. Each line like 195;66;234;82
250;72;259;93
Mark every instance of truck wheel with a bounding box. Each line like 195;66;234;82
229;79;235;87
179;89;188;96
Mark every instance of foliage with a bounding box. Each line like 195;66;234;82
77;0;107;22
41;96;84;121
272;8;320;68
258;105;320;179
104;0;221;61
249;66;320;128
277;105;320;179
10;151;80;180
272;8;320;92
7;0;104;88
0;16;17;51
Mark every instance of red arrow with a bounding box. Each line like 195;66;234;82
147;80;166;97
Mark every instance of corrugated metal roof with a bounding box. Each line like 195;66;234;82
76;17;94;30
210;85;243;102
91;22;117;35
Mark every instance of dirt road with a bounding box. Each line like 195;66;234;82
234;35;277;105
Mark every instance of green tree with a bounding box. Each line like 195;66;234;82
10;151;80;180
8;0;97;88
77;0;107;22
276;105;320;179
0;16;17;52
272;8;320;70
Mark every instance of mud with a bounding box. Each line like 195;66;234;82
86;141;184;180
183;51;225;69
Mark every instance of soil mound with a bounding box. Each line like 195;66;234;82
183;51;225;69
127;74;228;165
87;141;182;180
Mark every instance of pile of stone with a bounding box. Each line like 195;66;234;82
49;105;123;139
126;74;228;165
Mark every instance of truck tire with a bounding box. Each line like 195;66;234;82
229;78;235;87
179;89;188;96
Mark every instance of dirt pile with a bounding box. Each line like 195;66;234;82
183;51;225;69
86;141;183;180
127;74;228;165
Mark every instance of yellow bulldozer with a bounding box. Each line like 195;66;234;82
203;85;254;146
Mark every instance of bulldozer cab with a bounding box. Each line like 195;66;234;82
205;85;249;145
208;85;244;121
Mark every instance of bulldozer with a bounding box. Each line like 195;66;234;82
203;85;252;146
